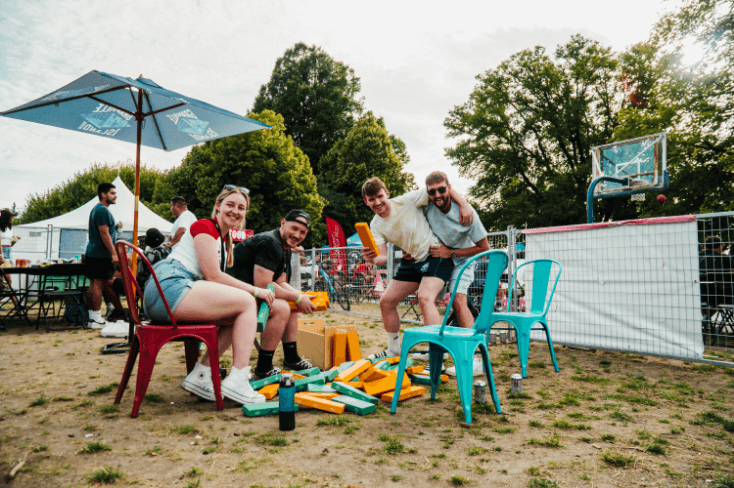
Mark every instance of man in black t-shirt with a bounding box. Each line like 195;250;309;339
228;210;318;378
699;236;734;307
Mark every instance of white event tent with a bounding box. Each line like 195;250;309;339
14;176;172;262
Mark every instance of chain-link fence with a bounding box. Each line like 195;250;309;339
307;215;734;367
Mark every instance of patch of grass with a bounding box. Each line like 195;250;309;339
467;446;489;456
97;405;120;415
201;446;218;454
29;394;49;407
87;383;120;396
473;403;496;414
529;362;546;369
344;425;361;435
172;424;198;435
255;433;288;447
382;436;405;455
714;474;734;488
528;420;543;428
528;433;562;448
79;441;112;454
144;446;162;456
600;433;615;441
185;480;201;488
507;391;532;399
609;411;633;423
691;411;727;426
391;475;404;482
527;467;541;476
185;466;201;477
571;375;611;384
537;403;562;410
646;443;666;455
144;394;165;404
317;416;353;427
528;478;559;488
690;364;718;373
52;396;74;402
552;420;591;431
71;399;94;410
450;475;471;485
86;466;124;484
601;450;635;467
495;427;515;434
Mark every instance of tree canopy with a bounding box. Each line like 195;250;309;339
152;110;327;245
317;112;416;234
252;42;363;174
18;162;163;224
445;35;630;229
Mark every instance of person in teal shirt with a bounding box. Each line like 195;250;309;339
85;182;118;328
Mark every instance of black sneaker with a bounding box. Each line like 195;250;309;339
283;358;314;371
253;366;281;379
106;308;128;322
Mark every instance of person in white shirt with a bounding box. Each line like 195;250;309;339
360;177;473;359
166;196;197;250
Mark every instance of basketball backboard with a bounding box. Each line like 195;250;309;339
591;133;667;197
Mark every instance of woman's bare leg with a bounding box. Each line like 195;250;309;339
173;281;257;369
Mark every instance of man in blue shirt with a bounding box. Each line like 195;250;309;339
423;171;490;375
85;182;118;328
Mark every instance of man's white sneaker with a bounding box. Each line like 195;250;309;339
412;351;449;361
368;349;400;361
220;366;265;404
181;363;216;402
445;357;485;377
87;318;108;330
100;321;130;338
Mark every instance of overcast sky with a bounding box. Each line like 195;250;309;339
0;0;683;213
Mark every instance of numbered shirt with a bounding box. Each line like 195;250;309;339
370;189;439;262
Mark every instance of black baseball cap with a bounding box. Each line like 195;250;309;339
170;196;186;204
285;209;311;229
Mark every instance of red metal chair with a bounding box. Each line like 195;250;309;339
113;241;223;418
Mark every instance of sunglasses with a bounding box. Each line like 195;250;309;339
427;186;448;196
223;184;250;195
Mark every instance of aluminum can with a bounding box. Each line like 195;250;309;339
510;373;523;394
279;374;296;431
474;380;487;404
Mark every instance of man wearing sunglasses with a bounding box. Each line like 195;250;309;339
423;171;490;375
361;177;474;360
227;209;318;378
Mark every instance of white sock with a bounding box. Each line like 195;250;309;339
387;332;401;355
89;310;102;322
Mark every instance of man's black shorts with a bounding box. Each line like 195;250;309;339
393;256;453;284
85;256;115;280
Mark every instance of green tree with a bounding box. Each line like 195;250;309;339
19;162;163;224
253;42;363;173
152;110;327;245
317;112;416;234
614;0;734;216
445;35;629;229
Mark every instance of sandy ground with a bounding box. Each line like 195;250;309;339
1;302;734;488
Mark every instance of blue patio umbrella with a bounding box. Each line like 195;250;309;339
1;70;271;253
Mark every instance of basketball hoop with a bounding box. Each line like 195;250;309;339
631;193;645;201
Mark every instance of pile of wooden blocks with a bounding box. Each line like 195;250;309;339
242;353;450;418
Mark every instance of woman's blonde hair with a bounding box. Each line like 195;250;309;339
211;188;250;267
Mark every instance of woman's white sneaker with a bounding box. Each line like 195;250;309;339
181;363;216;402
220;366;265;404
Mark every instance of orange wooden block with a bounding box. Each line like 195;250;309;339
258;383;279;400
282;371;306;380
360;367;389;382
355;223;379;257
346;332;362;361
332;332;348;366
350;381;363;390
405;366;425;375
385;356;401;365
381;386;426;402
362;373;411;396
304;392;339;400
294;393;345;414
335;359;370;383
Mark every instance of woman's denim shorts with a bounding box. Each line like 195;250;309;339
143;259;198;323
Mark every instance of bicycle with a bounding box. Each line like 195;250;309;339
315;267;350;311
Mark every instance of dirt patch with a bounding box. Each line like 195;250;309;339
1;304;733;487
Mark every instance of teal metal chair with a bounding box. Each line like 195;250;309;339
390;250;509;423
490;259;562;378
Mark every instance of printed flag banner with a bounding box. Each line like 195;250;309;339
325;218;347;275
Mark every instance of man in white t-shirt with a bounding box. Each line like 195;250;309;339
360;177;474;359
166;196;197;250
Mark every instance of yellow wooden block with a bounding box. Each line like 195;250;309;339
332;332;348;367
360;367;389;382
259;383;279;400
381;385;426;402
346;332;362;361
350;381;363;390
362;373;411;396
385;356;401;365
335;359;370;383
304;392;339;400
355;222;379;257
405;366;425;375
294;393;345;414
